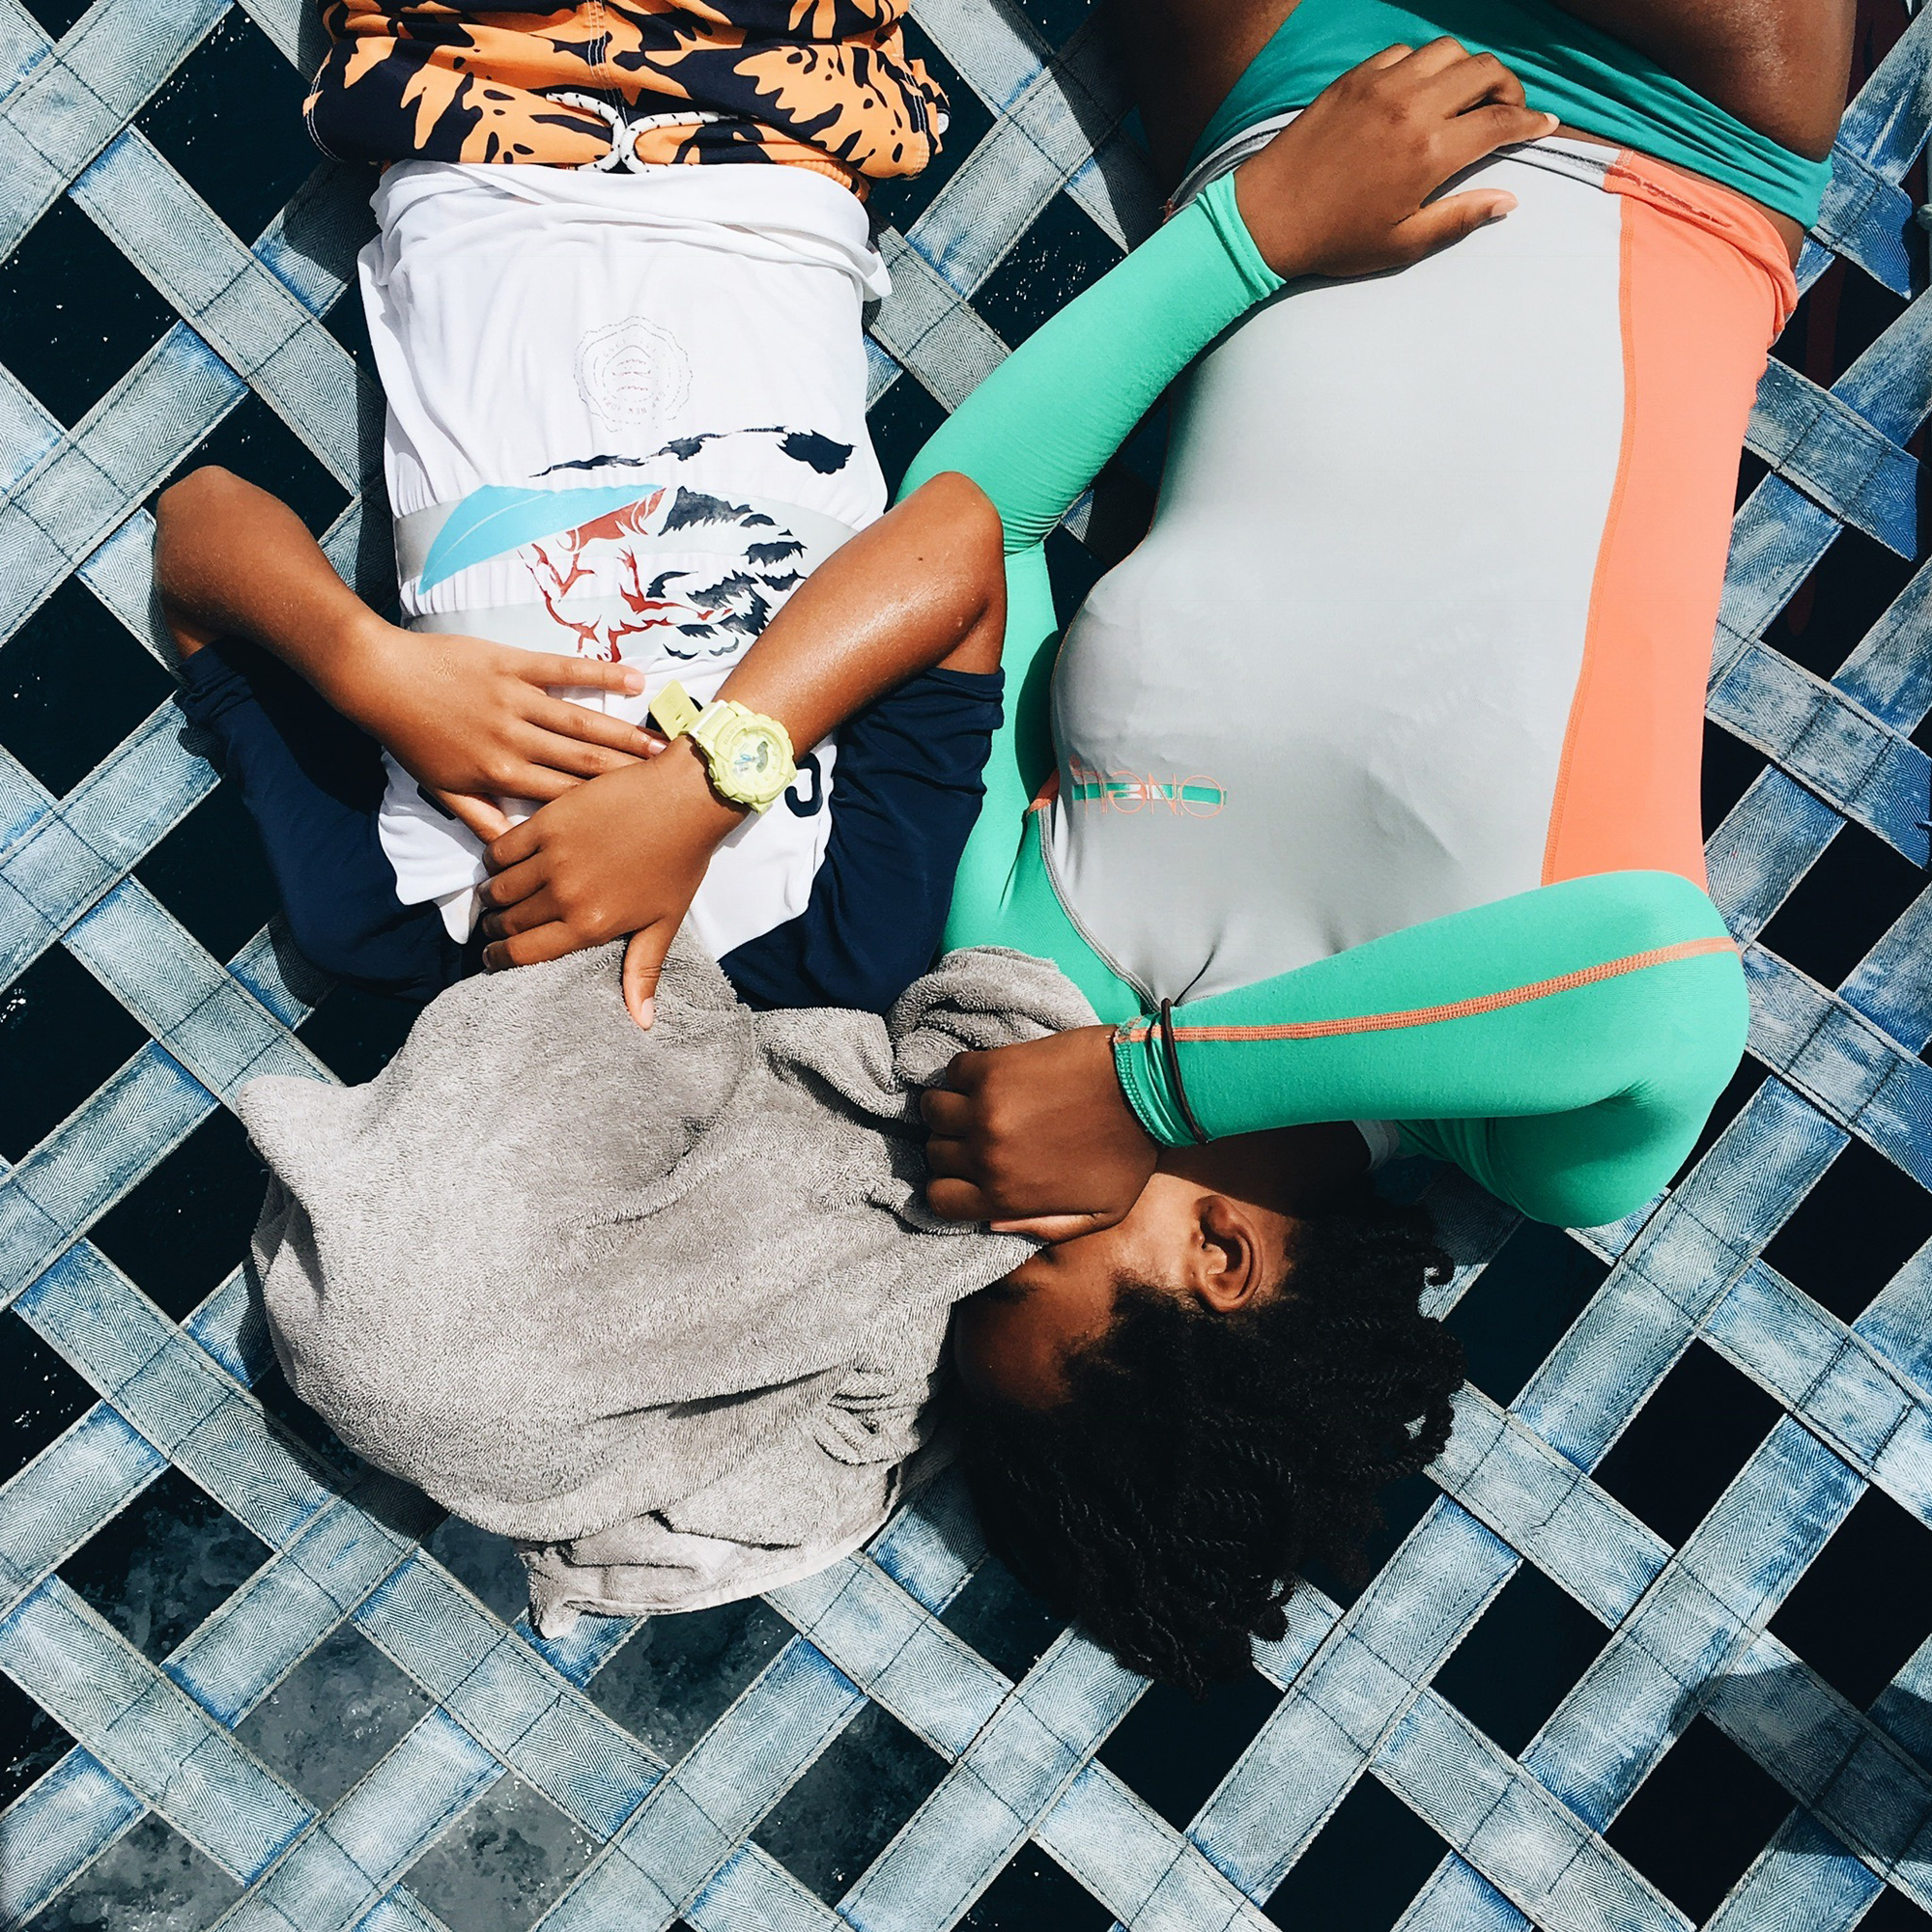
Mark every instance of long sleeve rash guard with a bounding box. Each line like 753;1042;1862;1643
899;174;1749;1228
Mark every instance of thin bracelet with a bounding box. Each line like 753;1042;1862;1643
1157;999;1211;1146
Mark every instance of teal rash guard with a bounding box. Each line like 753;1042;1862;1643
899;176;1750;1230
1188;0;1831;228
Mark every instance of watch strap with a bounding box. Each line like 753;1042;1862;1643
686;700;741;761
648;679;702;740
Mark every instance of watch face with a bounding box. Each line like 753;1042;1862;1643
711;713;790;806
724;724;779;783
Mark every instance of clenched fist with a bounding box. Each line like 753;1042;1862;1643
920;1026;1160;1240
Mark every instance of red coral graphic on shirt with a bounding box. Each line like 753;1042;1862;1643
521;487;806;662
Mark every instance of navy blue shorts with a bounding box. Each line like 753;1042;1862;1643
177;641;1003;1014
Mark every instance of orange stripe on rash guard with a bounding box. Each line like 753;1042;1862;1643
1120;935;1738;1045
1541;155;1797;892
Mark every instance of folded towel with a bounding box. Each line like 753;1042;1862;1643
240;933;1092;1627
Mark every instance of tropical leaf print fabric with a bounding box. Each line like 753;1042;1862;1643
303;0;948;187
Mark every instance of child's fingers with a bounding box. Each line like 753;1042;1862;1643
526;695;657;756
477;886;558;942
516;652;645;696
435;790;511;841
621;923;674;1029
497;759;582;801
484;817;543;871
511;724;639;782
480;923;578;972
476;853;547;909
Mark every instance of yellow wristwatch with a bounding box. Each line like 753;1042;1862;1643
648;680;796;813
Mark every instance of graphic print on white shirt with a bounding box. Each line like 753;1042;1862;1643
574;315;692;426
412;474;838;660
358;158;890;957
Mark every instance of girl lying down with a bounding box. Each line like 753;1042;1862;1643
240;923;1453;1689
163;25;1821;1687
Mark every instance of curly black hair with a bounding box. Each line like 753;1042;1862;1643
959;1182;1463;1696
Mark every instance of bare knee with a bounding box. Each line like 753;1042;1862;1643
155;468;252;660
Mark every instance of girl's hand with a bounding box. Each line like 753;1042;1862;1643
476;741;745;1027
331;619;660;840
1235;39;1560;279
919;1028;1160;1240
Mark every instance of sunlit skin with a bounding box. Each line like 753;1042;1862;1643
930;2;1860;1331
1108;0;1856;262
951;1122;1369;1408
155;466;1009;1027
156;44;1568;1034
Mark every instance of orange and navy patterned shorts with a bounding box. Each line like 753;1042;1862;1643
303;0;948;192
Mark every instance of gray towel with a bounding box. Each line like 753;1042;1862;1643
240;935;1092;1629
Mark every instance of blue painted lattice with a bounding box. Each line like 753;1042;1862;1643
2;0;1931;1924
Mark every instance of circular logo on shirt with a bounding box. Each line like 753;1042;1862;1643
575;316;692;428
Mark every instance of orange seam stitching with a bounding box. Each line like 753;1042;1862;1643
1163;936;1737;1044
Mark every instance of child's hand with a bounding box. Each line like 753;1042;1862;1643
921;1029;1158;1239
1234;40;1559;279
475;743;746;1027
332;619;661;841
151;465;659;841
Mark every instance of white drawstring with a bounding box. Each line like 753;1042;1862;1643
549;93;725;172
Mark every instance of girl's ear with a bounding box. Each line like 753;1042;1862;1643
1190;1194;1272;1313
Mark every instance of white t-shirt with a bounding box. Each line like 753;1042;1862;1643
357;159;891;951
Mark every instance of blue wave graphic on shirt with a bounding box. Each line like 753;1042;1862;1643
416;485;662;592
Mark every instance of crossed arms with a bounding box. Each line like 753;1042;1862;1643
156;43;1551;1019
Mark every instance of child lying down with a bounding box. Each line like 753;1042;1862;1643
241;932;1092;1634
191;95;1537;1687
